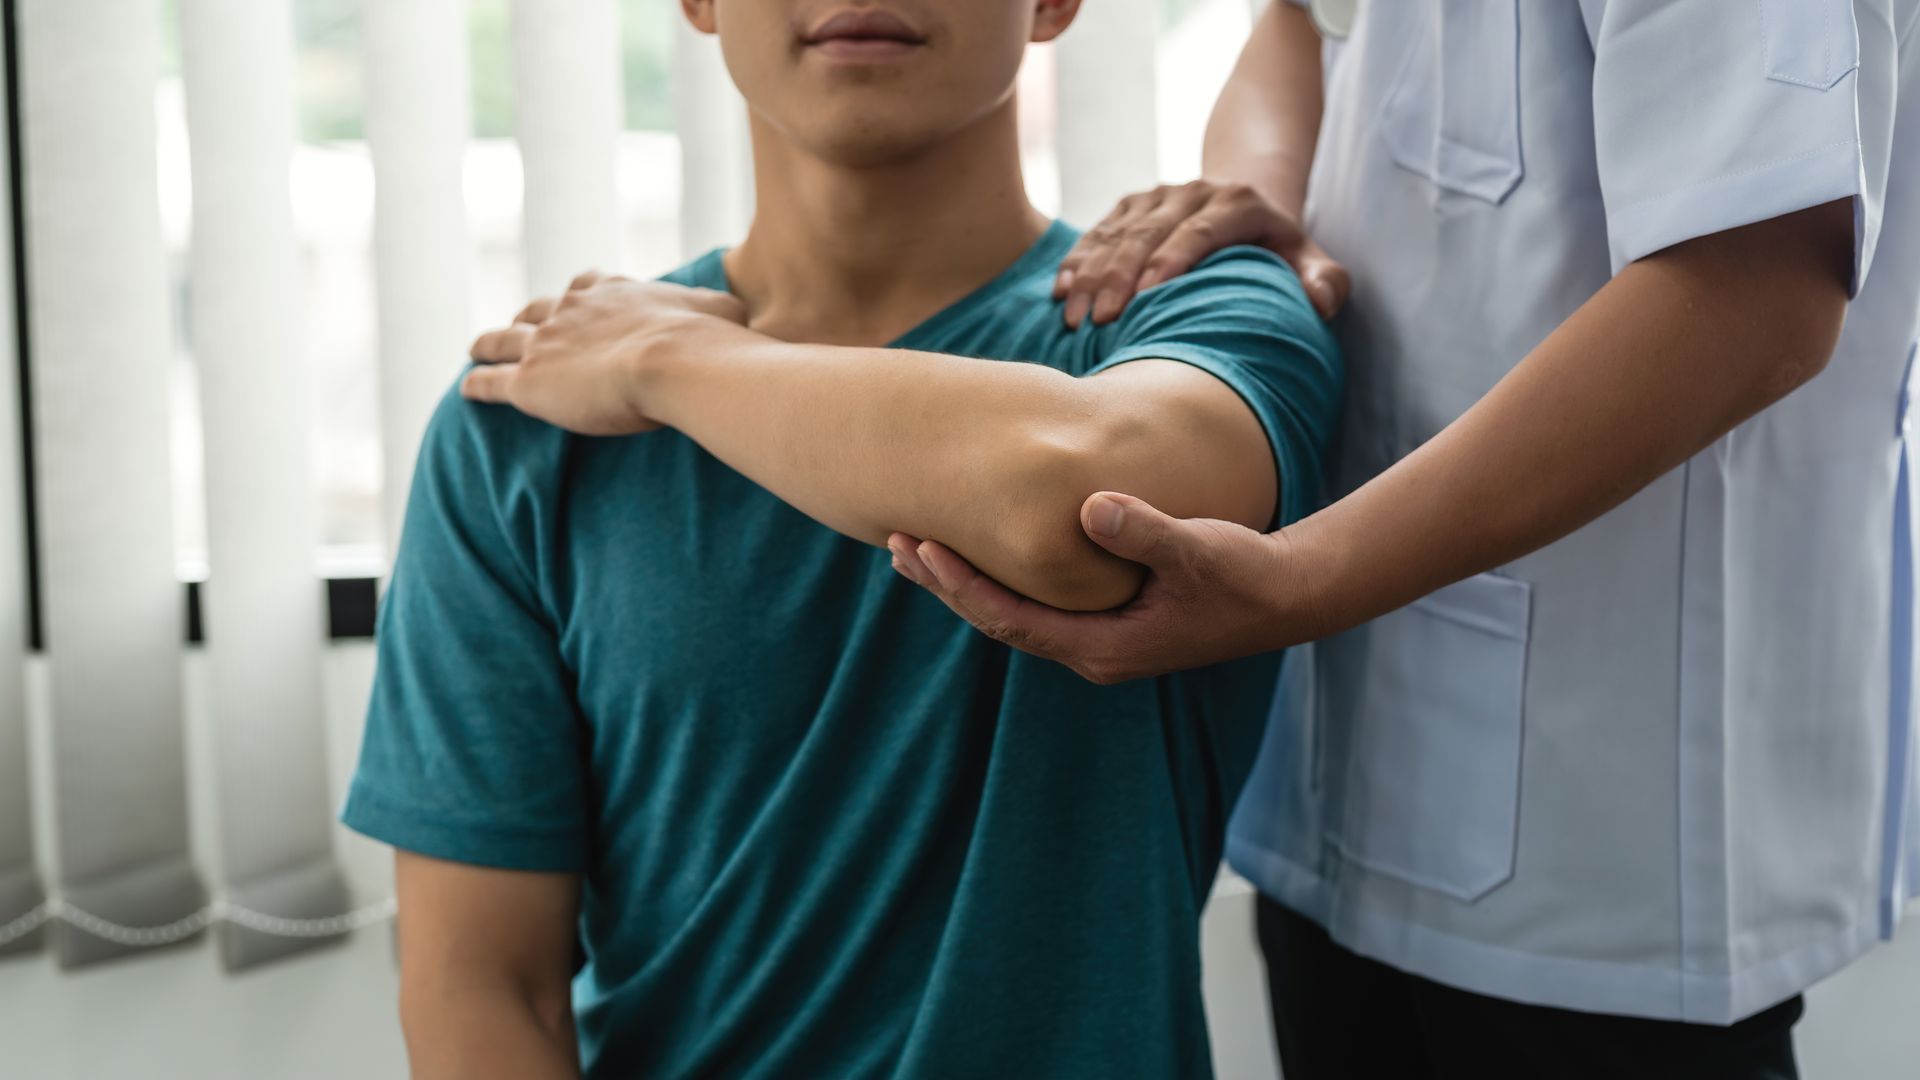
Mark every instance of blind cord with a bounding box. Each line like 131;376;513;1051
0;896;397;949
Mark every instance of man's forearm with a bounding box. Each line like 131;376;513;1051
1277;201;1854;642
1202;0;1324;217
641;323;1275;611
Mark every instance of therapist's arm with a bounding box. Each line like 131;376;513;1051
1056;1;1347;323
893;201;1853;682
395;852;582;1080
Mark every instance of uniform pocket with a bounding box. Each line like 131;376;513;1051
1761;0;1860;89
1377;0;1524;205
1322;571;1531;902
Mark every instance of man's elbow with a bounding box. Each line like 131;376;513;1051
1005;525;1148;612
989;434;1149;612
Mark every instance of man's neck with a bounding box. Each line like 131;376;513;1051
723;98;1050;347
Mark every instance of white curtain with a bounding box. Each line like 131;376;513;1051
0;0;1168;976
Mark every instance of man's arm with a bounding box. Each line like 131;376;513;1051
396;853;582;1080
464;257;1333;614
638;327;1278;613
891;201;1854;682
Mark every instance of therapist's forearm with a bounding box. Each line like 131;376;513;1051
1276;200;1853;640
1202;0;1324;217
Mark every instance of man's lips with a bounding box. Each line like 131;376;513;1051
801;8;928;59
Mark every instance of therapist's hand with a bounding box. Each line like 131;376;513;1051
463;270;746;435
887;491;1319;684
1057;180;1349;327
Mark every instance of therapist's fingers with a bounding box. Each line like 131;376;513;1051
470;324;535;363
887;534;1092;664
1056;191;1153;325
460;362;519;405
1066;185;1211;327
1273;238;1351;320
910;540;1097;661
1122;183;1350;321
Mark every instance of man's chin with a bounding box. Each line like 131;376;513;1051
794;126;953;171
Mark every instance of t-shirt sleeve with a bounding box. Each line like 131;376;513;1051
1084;247;1344;529
1582;0;1894;294
339;380;592;873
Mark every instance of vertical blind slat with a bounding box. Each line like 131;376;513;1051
365;0;474;559
0;3;42;960
18;0;204;968
179;0;347;972
1052;0;1161;226
512;0;624;293
672;21;752;260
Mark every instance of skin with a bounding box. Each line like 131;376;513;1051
888;11;1854;685
413;0;1288;1071
395;852;581;1080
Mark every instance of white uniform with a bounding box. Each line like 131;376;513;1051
1229;0;1920;1024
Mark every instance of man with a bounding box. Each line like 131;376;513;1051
340;0;1340;1076
891;1;1920;1077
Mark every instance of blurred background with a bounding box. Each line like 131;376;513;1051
0;1;1914;1077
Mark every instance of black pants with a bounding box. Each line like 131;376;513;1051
1256;896;1804;1080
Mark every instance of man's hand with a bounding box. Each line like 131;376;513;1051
887;491;1317;683
1055;181;1349;327
463;270;747;435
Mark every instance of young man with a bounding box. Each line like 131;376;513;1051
341;0;1339;1076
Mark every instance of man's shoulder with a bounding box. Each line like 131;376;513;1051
1111;245;1335;355
658;248;730;291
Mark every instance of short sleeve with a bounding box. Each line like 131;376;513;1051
1085;247;1344;529
340;381;592;873
1584;0;1894;294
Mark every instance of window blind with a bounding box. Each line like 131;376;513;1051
17;0;203;969
364;0;474;559
178;0;349;972
1054;0;1161;225
512;0;624;293
0;4;39;962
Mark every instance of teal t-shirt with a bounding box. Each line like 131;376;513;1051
341;222;1341;1079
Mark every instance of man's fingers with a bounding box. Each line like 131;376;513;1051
460;363;517;404
470;324;535;363
686;287;749;325
514;297;557;326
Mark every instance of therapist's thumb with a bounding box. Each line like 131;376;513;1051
1080;492;1195;569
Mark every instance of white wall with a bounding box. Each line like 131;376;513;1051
0;646;1913;1079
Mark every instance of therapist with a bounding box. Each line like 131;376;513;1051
890;1;1920;1076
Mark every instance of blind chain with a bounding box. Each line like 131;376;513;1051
0;896;397;949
